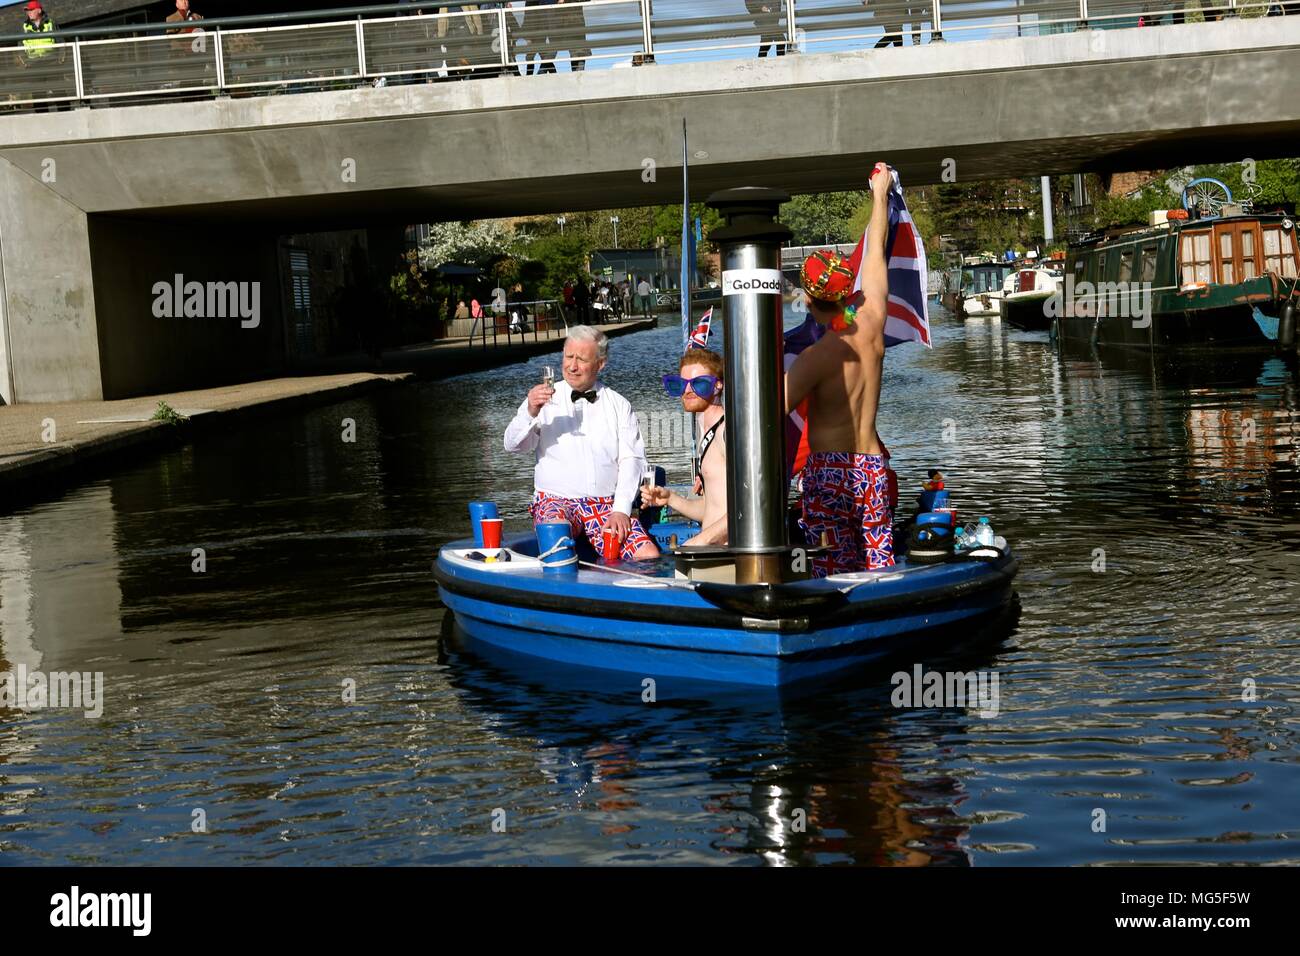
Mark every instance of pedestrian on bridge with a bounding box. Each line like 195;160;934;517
165;0;205;36
15;2;66;110
521;0;560;76
746;1;786;57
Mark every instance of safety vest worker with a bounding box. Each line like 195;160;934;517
21;1;57;58
21;2;57;59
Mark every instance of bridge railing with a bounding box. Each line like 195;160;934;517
0;1;1282;111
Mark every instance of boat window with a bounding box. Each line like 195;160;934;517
1097;251;1108;282
1118;247;1135;283
1180;231;1212;285
1218;232;1235;284
1262;226;1297;278
1241;229;1257;280
1140;244;1158;283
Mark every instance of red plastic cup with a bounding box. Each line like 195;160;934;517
601;528;621;562
480;517;503;550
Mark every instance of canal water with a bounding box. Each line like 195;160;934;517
2;308;1297;865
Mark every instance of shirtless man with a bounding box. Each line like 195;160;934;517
785;162;894;575
642;348;727;546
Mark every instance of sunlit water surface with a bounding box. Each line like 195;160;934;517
1;309;1298;865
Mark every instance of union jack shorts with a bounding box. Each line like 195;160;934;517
529;491;654;560
799;451;895;576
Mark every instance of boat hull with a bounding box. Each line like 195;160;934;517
435;535;1019;687
962;293;1002;318
1057;297;1288;350
1001;293;1055;331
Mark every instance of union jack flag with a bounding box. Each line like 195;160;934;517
686;306;713;351
784;166;930;478
847;166;932;349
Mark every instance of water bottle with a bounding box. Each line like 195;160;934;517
993;535;1007;551
976;516;995;547
954;523;974;551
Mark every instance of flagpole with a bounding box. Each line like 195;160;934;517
680;119;700;491
680;118;692;351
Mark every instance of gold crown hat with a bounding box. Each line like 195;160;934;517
800;249;856;304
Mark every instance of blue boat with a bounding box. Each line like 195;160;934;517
436;185;1020;688
435;536;1018;687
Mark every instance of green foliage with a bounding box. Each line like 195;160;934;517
846;188;941;255
1091;181;1176;229
930;179;1042;254
780;191;867;246
151;401;187;426
1184;159;1300;208
521;233;589;298
1089;160;1300;229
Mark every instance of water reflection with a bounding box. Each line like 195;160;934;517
0;310;1297;864
439;598;1020;866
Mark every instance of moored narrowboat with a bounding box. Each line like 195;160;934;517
1057;198;1299;351
960;261;1014;319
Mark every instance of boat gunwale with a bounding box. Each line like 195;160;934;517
434;546;1019;633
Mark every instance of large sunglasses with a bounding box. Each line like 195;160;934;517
662;374;720;400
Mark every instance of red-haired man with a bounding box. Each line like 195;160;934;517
643;348;727;546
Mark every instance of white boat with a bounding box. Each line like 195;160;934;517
959;262;1013;318
999;267;1063;332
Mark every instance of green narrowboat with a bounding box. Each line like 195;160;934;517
1057;202;1300;351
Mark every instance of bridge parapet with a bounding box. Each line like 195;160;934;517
0;0;1272;111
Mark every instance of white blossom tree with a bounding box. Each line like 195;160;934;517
418;220;531;270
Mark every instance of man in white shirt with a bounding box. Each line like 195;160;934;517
504;325;660;561
636;278;653;318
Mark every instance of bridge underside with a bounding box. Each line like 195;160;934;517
1;19;1297;401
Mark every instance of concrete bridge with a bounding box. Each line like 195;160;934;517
1;5;1298;403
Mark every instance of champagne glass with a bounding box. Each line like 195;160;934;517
541;365;554;388
641;465;657;503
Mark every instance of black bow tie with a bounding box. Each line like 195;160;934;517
572;389;598;403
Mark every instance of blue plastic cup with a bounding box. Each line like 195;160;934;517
468;501;499;547
536;521;577;573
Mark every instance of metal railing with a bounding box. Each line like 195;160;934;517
465;298;571;349
0;1;1285;111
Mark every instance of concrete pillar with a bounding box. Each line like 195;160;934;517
0;157;102;403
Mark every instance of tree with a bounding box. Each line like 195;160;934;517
420;220;528;269
521;233;589;299
780;191;867;245
846;188;942;255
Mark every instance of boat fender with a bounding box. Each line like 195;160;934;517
1280;300;1297;350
